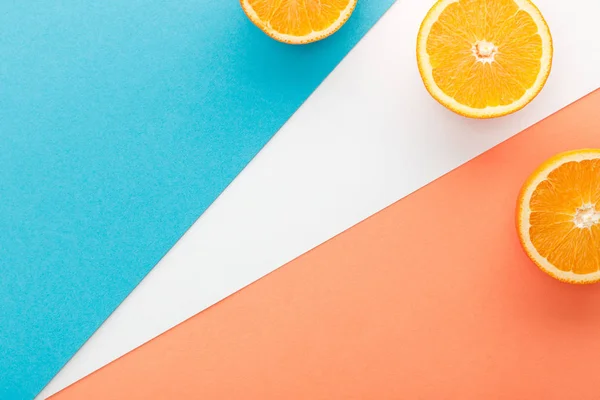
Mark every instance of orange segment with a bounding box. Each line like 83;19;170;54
517;150;600;284
245;0;280;20
241;0;357;44
269;1;312;37
305;0;352;31
417;0;553;118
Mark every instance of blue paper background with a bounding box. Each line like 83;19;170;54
0;0;395;397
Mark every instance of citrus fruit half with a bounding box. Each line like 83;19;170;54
241;0;357;44
517;150;600;284
417;0;553;118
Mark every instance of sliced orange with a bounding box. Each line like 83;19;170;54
517;150;600;284
417;0;553;118
240;0;357;44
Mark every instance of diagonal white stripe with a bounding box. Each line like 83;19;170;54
39;0;600;397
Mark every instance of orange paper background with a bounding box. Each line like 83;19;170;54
53;90;600;400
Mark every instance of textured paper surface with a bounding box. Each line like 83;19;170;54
0;1;396;397
35;0;600;396
52;90;600;399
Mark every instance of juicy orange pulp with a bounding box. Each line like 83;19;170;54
242;0;356;44
528;158;600;275
417;0;553;118
428;1;542;109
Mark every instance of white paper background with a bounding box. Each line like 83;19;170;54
39;0;600;397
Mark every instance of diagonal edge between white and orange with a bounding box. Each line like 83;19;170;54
51;89;600;400
39;0;600;398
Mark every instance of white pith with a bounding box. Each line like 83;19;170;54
473;40;498;64
574;204;600;229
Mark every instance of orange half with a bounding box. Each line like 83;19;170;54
517;150;600;284
417;0;553;118
241;0;357;44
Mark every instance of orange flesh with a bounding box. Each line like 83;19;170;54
247;0;352;36
425;0;543;109
529;160;600;274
